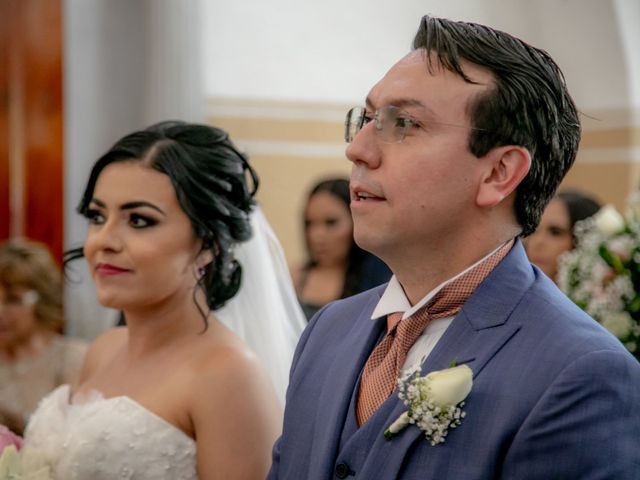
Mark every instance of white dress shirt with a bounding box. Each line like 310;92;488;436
371;242;507;372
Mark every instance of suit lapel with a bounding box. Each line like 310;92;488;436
307;291;388;476
423;241;532;375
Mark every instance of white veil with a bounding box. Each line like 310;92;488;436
214;206;306;405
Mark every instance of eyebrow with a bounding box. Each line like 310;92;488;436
90;198;167;216
365;96;438;117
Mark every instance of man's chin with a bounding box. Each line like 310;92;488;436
353;232;383;257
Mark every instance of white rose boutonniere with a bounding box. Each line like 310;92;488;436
384;363;473;445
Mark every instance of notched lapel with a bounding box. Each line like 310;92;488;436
307;293;388;474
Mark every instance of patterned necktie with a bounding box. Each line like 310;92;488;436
356;240;513;426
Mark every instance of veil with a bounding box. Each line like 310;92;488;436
214;206;306;405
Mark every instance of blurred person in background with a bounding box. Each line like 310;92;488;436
525;189;601;282
292;178;391;320
0;239;87;435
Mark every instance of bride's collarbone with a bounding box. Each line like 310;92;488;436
74;363;196;439
74;326;243;429
77;332;232;407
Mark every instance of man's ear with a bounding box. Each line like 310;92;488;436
476;146;531;208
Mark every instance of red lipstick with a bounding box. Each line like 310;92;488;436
95;263;131;276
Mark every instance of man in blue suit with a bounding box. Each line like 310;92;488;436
269;15;640;479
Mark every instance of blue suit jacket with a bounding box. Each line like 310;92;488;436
269;242;640;479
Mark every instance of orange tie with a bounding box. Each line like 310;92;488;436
356;240;513;426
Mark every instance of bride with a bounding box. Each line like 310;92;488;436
22;121;306;479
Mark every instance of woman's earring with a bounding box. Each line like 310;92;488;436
197;267;206;278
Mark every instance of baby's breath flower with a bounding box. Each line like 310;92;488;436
384;364;472;445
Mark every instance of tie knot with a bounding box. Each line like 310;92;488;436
424;287;464;320
386;312;403;332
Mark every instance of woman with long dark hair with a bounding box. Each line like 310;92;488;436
22;121;305;479
293;178;391;320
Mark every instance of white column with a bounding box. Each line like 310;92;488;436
142;0;204;124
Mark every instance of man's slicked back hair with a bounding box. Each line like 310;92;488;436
413;15;580;236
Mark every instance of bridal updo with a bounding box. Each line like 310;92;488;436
65;121;259;321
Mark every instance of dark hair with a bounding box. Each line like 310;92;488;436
64;121;259;324
413;16;580;236
555;189;601;245
303;178;370;298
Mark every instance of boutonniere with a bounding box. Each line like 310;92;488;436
384;362;473;446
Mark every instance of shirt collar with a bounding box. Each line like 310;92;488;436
371;240;512;321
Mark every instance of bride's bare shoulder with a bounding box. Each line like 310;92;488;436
186;326;281;478
185;323;272;398
191;324;257;374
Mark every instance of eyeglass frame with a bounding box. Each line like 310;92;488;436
344;105;492;144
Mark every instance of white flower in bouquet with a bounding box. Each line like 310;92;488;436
601;311;635;339
607;236;634;262
0;445;20;478
593;204;625;235
0;442;53;480
558;202;640;361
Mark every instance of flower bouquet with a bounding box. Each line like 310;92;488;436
557;203;640;360
0;425;52;480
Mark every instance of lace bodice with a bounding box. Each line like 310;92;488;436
23;385;197;479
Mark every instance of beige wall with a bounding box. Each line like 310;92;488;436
565;109;640;208
208;99;640;266
208;98;351;267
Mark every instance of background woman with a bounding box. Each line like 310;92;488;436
525;189;601;282
292;178;391;320
23;121;301;479
0;239;87;436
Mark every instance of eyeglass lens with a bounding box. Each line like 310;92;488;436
344;107;365;143
344;106;410;144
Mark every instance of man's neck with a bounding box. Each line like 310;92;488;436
387;233;516;305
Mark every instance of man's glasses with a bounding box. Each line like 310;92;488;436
345;106;419;144
345;105;491;144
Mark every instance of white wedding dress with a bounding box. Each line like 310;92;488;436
23;385;197;479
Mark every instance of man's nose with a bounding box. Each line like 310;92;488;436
345;122;382;170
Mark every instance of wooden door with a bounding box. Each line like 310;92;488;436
0;0;64;264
